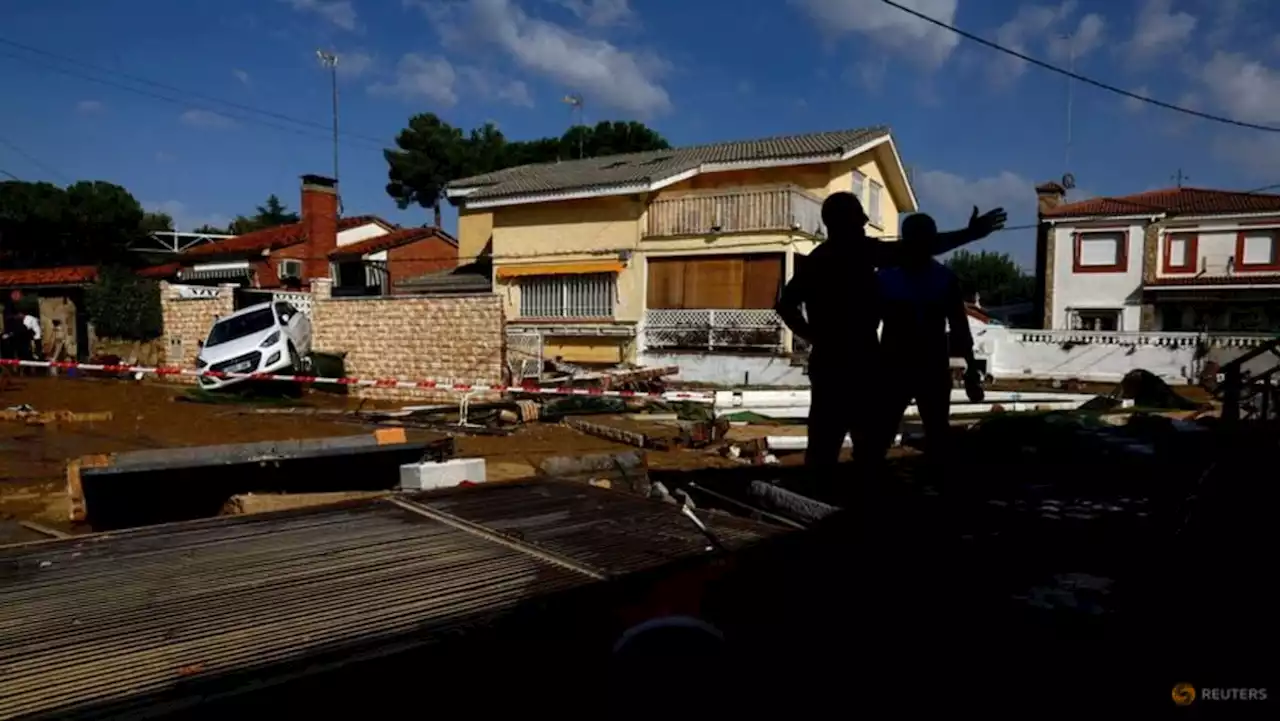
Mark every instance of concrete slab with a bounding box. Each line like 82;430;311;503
400;458;488;491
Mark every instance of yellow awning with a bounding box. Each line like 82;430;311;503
496;260;624;278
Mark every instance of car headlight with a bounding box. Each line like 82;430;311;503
260;331;281;348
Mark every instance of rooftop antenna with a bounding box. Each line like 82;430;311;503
1172;168;1190;188
1061;32;1076;180
562;93;584;159
316;49;342;212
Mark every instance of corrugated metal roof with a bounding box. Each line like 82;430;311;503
0;499;590;720
0;483;786;720
446;126;890;202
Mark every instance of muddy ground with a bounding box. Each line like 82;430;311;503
0;376;748;533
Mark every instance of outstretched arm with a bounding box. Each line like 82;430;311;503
867;206;1009;267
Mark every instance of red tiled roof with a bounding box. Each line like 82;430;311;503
1145;274;1280;287
1045;187;1280;218
328;227;458;259
0;266;98;288
179;215;389;259
137;262;181;279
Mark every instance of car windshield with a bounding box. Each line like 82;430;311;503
205;308;275;347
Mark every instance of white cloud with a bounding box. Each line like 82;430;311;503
848;58;889;92
416;0;671;116
1124;0;1197;63
75;100;104;114
233;69;251;86
793;0;961;69
915;169;1037;222
1124;85;1151;113
180;109;237;129
370;54;459;106
282;0;358;31
1194;52;1280;172
370;53;535;107
458;66;535;107
144;200;231;233
555;0;634;27
336;51;375;79
987;2;1106;87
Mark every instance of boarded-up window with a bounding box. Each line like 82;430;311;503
1239;231;1277;266
647;254;783;309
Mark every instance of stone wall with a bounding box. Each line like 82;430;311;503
159;282;235;381
310;278;504;401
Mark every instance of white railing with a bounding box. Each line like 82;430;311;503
131;231;234;254
644;309;786;352
645;185;825;238
1013;329;1274;348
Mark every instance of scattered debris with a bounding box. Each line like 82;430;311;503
400;458;488;491
537;450;649;496
0;409;113;426
746;481;840;525
563;417;658;450
220;491;390;516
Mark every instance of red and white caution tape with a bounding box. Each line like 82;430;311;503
0;358;714;402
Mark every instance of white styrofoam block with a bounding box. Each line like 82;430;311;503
399;458;487;491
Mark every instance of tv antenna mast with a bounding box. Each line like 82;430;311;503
316;48;341;210
562;93;585;159
1061;32;1076;182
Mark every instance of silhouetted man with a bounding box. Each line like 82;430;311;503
775;193;1005;483
873;213;983;466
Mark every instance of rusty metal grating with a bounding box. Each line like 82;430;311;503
0;499;592;721
409;481;786;577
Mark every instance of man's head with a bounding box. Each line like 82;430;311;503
900;213;938;267
821;191;869;238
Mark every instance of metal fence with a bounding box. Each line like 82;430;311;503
643;308;786;353
506;330;543;380
235;289;314;315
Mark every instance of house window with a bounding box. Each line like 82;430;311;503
1163;232;1198;274
646;254;783;309
1070;309;1122;331
520;273;615;319
278;259;303;280
1073;231;1127;272
867;179;883;228
1235;229;1280;271
851;171;866;204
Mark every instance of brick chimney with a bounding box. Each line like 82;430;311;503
1033;181;1067;330
1035;181;1066;216
300;174;338;285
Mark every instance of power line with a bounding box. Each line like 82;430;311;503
0;168;21;181
0;44;387;151
0;134;69;182
877;0;1280;133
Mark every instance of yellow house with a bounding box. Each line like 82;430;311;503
445;126;918;378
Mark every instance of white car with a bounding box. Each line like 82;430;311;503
195;301;313;390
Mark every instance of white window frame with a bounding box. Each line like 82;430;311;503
867;178;884;228
851;170;866;205
519;273;615;319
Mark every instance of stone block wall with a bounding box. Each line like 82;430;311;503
311;278;504;401
159;282;235;381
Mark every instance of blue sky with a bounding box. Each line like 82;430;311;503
3;0;1280;267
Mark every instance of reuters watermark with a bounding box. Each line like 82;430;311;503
1173;683;1268;706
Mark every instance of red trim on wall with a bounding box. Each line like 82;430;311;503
1234;228;1280;272
1072;229;1129;273
1162;232;1198;274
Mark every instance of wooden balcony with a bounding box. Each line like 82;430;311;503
644;185;826;239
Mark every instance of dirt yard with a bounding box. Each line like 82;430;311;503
0;376;750;533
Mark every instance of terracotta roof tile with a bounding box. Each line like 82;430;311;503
0;266;98;288
328;227;457;259
180;215;388;260
138;262;181;279
446;126;890;202
1045;187;1280;218
1145;274;1280;287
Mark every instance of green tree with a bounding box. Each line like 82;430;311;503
0;179;146;266
944;250;1035;308
141;212;174;232
384;114;671;225
84;265;163;340
192;223;231;235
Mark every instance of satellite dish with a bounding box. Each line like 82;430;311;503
1061;173;1076;190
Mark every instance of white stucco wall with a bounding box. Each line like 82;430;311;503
1156;216;1280;278
1049;222;1146;331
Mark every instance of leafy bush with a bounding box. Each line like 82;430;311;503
84;265;162;340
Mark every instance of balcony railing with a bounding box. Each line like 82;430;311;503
644;185;826;239
643;309;786;353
